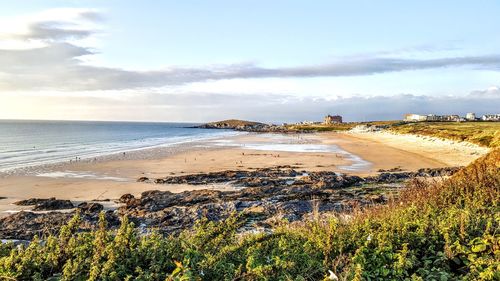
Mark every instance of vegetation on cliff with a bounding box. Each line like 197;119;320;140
0;150;498;280
197;119;266;129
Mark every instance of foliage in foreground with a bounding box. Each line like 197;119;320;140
0;150;499;280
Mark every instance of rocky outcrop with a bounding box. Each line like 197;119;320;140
0;166;460;240
195;119;305;133
15;197;74;211
77;202;104;214
119;193;135;203
0;211;73;240
153;166;459;187
0;209;120;240
366;166;461;183
196;119;267;130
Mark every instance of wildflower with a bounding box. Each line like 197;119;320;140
328;270;339;280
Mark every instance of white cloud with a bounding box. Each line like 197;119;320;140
1;9;500;92
2;87;498;122
0;8;498;123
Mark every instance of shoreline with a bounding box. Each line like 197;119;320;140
0;131;248;177
0;130;489;218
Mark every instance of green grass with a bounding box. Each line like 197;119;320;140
286;121;401;132
388;122;500;148
286;123;356;132
0;150;499;280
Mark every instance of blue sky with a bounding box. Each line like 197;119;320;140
0;1;499;122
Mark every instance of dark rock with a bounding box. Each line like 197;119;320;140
0;211;73;240
15;197;77;210
137;177;149;182
0;210;121;240
78;202;103;214
2;165;462;240
378;167;403;172
14;198;55;206
417;166;461;177
119;193;135;203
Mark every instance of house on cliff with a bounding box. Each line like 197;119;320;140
324;115;343;124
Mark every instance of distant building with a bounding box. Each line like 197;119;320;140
404;112;499;122
404;114;428;122
442;115;461;122
466;113;476;121
481;114;500;121
324;115;343;124
404;113;462;122
426;114;440;121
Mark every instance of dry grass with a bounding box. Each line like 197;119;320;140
389;121;500;148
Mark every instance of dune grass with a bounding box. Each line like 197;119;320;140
0;150;498;280
388;122;500;148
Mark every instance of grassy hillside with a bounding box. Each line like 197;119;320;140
286;121;401;132
0;150;498;280
389;122;500;148
286;121;499;148
286;123;356;131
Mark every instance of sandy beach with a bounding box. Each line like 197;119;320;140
0;131;489;217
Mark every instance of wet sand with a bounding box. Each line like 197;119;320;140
0;131;489;217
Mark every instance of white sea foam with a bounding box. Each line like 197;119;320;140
0;120;243;173
36;171;129;181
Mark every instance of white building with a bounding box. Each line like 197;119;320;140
481;114;500;121
404;114;428;122
466;113;476;121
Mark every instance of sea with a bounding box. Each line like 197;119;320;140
0;120;239;172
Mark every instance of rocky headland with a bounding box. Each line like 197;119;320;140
195;119;304;133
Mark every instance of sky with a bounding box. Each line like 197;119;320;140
0;0;499;123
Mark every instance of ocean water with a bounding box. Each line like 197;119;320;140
0;120;238;172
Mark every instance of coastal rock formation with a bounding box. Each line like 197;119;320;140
77;202;104;214
366;166;461;183
196;119;268;130
0;166;460;240
153;166;459;187
119;193;135;203
0;211;73;240
0;210;120;240
195;119;305;133
15;197;74;211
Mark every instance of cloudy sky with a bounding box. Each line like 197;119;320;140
1;1;499;123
